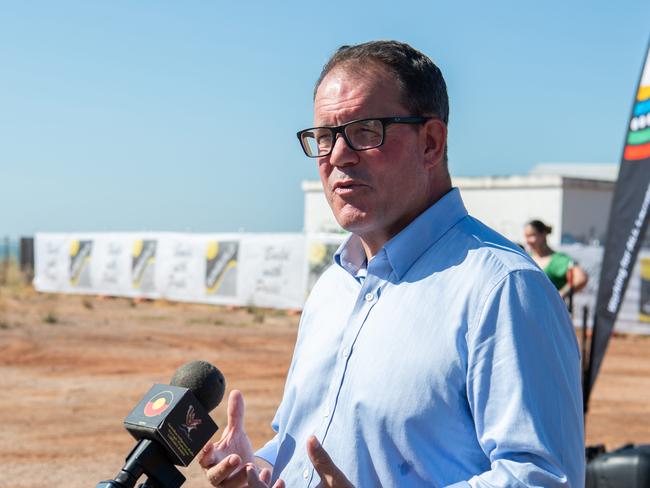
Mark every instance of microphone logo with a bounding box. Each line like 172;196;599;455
180;405;203;439
143;390;174;417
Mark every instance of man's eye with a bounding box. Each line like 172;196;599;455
349;122;381;136
317;135;332;146
360;127;380;135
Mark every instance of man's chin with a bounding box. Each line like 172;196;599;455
333;210;372;234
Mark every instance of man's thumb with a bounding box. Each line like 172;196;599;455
306;435;352;486
226;389;246;431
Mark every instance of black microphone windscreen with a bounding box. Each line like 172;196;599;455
169;360;226;412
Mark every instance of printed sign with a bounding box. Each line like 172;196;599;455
132;239;157;292
69;239;93;287
205;241;238;296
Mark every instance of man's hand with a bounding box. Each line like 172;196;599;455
199;390;259;487
244;465;285;488
306;436;354;488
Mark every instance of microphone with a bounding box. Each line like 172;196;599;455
96;361;226;488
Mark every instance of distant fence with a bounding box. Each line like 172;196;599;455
19;237;34;280
33;232;345;310
0;236;26;285
25;234;650;330
555;244;650;334
0;237;11;285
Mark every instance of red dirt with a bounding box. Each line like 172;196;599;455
1;288;649;487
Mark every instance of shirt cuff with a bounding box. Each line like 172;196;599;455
255;436;279;467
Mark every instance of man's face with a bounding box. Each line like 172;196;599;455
313;66;434;249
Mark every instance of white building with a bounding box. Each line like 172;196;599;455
302;163;617;247
302;180;346;235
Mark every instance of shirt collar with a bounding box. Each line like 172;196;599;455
334;188;468;280
334;232;367;276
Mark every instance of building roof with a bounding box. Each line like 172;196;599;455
452;174;614;191
529;163;618;181
304;163;619;192
302;180;324;192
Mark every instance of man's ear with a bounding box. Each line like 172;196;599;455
422;118;447;168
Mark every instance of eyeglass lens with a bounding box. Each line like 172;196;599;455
301;119;384;156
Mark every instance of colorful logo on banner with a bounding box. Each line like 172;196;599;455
69;239;93;286
625;50;650;161
205;241;238;295
132;239;157;289
143;390;174;417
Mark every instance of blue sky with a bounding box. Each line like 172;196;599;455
0;1;648;237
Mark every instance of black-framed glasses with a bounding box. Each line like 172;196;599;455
296;116;432;158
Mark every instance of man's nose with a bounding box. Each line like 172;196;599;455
328;134;359;167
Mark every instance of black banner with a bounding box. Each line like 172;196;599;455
587;42;650;407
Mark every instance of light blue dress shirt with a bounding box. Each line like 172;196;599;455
257;188;584;487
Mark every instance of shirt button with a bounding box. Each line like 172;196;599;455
324;406;330;418
303;468;310;479
342;349;349;359
365;292;374;302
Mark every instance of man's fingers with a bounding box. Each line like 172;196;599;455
306;436;352;487
245;465;269;487
227;389;246;432
259;468;272;484
306;435;334;473
218;468;249;488
245;465;286;488
205;455;245;487
198;442;218;469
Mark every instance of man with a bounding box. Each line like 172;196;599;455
200;40;585;487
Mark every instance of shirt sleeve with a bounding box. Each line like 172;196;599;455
465;269;585;487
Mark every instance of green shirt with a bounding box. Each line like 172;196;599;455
544;252;572;290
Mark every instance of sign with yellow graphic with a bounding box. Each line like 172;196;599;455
205;241;238;296
308;241;340;291
69;239;93;287
132;239;157;291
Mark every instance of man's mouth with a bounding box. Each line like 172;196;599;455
332;180;368;194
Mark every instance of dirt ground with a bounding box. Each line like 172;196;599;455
1;283;650;488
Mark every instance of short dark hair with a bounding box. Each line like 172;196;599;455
314;40;449;125
527;220;552;234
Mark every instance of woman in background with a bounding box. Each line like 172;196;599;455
524;219;589;299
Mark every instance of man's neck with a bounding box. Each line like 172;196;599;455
358;185;452;259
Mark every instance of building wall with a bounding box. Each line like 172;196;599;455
302;175;614;249
303;182;565;246
457;186;564;247
302;182;342;233
561;183;614;245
